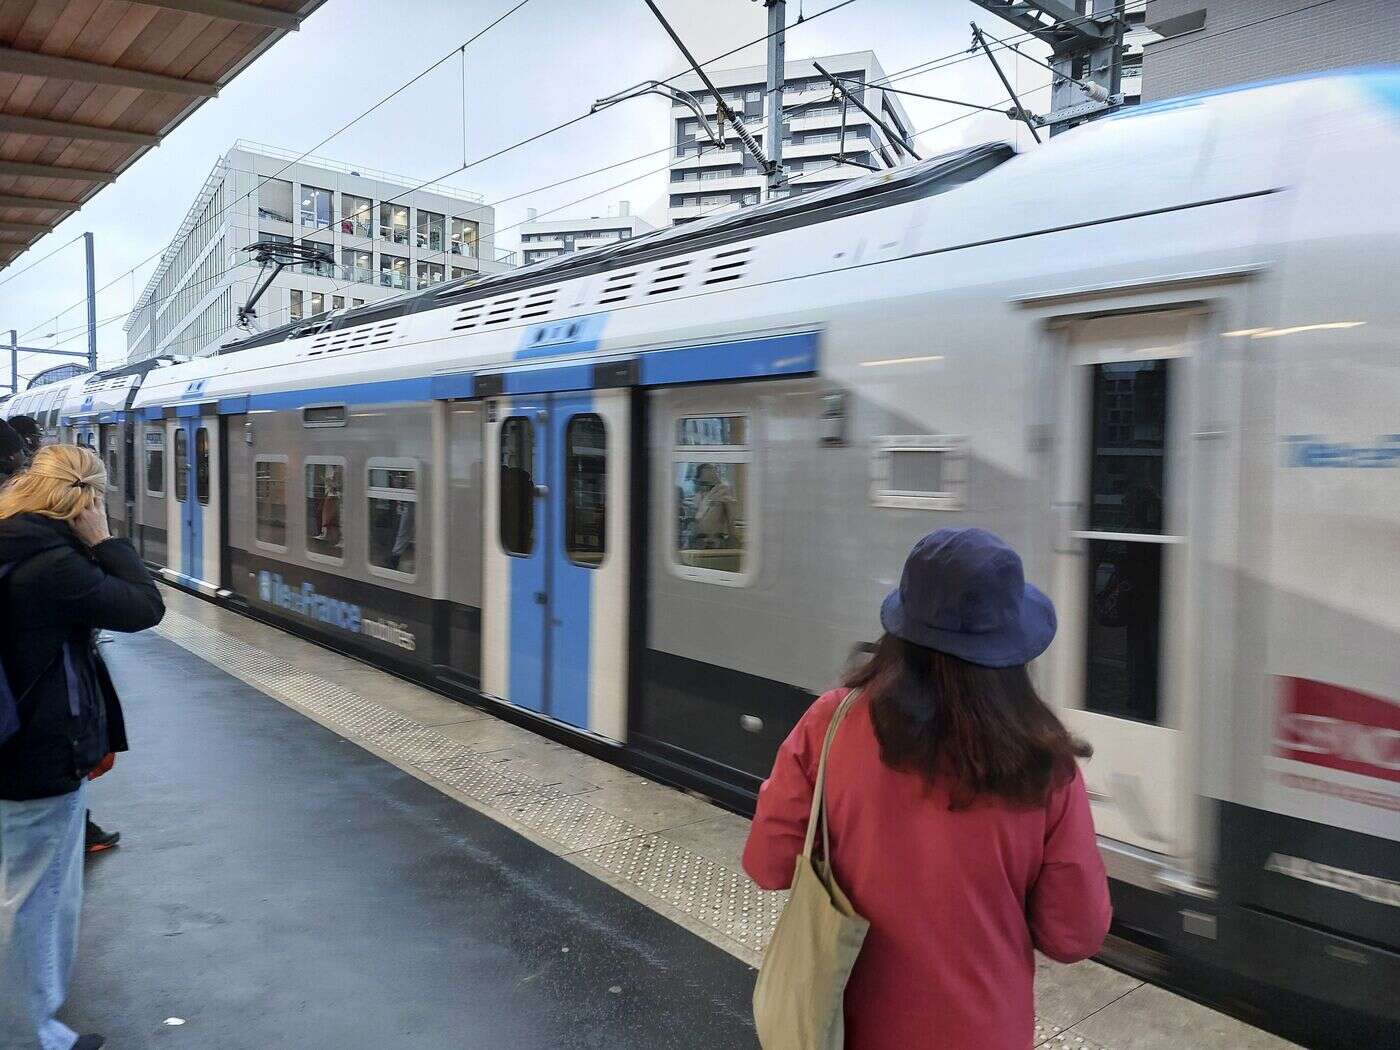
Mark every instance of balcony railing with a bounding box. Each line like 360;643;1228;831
379;270;410;290
449;240;478;258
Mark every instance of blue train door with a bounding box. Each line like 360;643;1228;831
165;415;221;592
482;390;630;740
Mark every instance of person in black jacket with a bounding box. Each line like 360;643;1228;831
0;443;164;1050
0;418;26;486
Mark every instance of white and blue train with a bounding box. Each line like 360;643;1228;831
9;68;1399;1046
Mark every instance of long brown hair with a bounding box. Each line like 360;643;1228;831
845;633;1090;809
0;444;105;523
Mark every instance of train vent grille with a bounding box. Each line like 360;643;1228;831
703;245;751;286
596;271;637;307
452;302;486;332
518;287;559;322
649;259;691;296
305;321;397;357
482;295;521;327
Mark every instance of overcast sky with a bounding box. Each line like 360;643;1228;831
0;0;1055;376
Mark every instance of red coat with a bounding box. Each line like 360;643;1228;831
744;689;1112;1050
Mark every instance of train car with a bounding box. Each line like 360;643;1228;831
96;68;1399;1044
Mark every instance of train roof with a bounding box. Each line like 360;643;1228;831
220;142;1015;355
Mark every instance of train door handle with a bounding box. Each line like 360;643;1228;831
534;591;547;605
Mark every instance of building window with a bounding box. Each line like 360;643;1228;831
332;295;344;311
416;210;445;252
450;266;470;280
195;426;210;506
499;417;534;556
379;253;409;289
305;460;345;561
341;194;372;237
367;461;417;577
450;218;478;257
352;298;365;308
309;291;326;315
416;261;444;288
289;288;303;321
673;415;752;582
341;248;373;285
379;203;410;244
174;431;189;506
144;431;164;497
300;185;332;229
255;457;288;548
565;414;606;567
258;178;292;223
300;247;334;278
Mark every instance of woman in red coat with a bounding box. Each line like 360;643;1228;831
744;527;1111;1050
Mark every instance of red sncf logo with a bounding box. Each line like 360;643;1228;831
1275;677;1400;784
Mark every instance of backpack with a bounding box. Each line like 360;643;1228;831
0;559;70;748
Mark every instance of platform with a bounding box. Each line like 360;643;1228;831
64;586;1304;1049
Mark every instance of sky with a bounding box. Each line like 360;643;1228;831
0;0;1057;378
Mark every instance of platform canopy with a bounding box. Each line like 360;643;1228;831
0;0;325;274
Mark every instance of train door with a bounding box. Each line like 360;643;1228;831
99;423;126;538
165;415;222;590
1046;311;1201;857
482;390;629;740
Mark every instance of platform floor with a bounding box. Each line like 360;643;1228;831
63;587;1303;1049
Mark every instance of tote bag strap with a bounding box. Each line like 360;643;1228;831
801;688;863;862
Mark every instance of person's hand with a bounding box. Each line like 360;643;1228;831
72;498;111;547
88;752;115;780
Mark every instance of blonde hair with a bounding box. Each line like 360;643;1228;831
0;444;106;523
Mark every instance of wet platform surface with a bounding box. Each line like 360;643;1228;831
66;588;1305;1049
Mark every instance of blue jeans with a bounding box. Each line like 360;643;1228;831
0;782;87;1050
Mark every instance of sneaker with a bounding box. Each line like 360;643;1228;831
85;815;120;854
73;1036;106;1049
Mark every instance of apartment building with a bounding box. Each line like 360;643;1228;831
1141;0;1400;102
517;202;655;266
125;141;512;363
667;51;915;225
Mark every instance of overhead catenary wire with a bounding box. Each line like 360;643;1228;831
0;234;85;292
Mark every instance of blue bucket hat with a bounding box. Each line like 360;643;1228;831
880;527;1056;668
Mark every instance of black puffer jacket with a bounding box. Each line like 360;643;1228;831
0;514;164;800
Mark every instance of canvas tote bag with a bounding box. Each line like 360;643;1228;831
753;688;870;1050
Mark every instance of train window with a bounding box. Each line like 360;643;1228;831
104;444;118;490
1084;359;1171;724
174;429;189;503
255;457;288;549
565;414;606;567
305;460;345;561
144;431;165;497
673;414;752;583
195;427;210;506
869;437;967;510
367;461;417;578
303;405;347;428
499;417;534;557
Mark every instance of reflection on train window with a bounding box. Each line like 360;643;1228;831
565;414;606;567
195;427;210;506
367;462;417;577
1083;360;1171;724
1087;360;1167;534
255;458;288;548
144;432;164;497
305;461;345;560
674;415;750;579
174;429;188;503
499;417;534;557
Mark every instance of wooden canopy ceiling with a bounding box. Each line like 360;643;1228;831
0;0;326;274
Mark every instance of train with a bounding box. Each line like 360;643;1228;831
7;67;1397;1046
